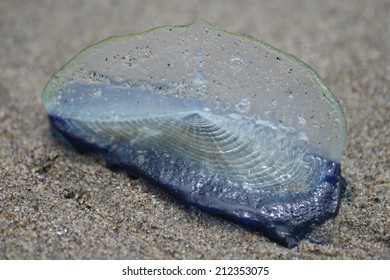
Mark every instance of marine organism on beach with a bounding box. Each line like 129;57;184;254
42;20;347;247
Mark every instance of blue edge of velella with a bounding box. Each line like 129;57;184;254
48;115;346;248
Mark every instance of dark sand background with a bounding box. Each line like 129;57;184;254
0;0;389;259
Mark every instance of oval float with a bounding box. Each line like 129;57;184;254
43;20;347;247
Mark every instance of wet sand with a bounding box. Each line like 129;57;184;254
0;0;389;259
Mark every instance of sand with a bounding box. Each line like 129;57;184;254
0;0;389;259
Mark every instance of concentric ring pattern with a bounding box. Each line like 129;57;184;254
43;21;347;247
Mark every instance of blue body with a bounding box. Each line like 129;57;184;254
49;114;346;248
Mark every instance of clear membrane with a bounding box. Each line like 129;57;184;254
43;20;347;247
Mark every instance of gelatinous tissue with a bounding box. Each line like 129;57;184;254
42;20;347;247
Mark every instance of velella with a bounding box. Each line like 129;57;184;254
42;20;347;247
